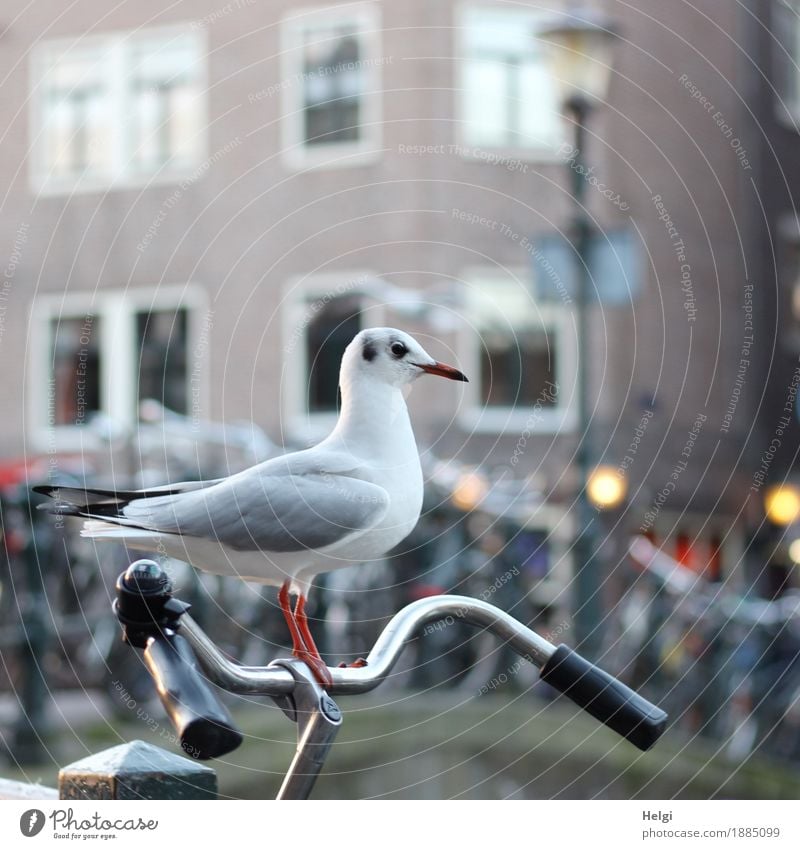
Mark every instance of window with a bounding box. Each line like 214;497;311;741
461;275;576;432
41;47;111;180
480;330;557;408
30;289;203;448
283;273;379;436
473;280;558;407
50;314;102;426
459;7;563;152
302;24;362;146
281;7;381;166
33;28;205;191
306;295;362;413
129;35;205;173
136;307;190;414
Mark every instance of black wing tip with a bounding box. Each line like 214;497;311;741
32;486;79;512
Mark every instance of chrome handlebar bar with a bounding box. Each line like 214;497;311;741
178;593;556;697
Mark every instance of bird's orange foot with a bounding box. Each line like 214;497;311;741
293;648;334;688
337;658;368;668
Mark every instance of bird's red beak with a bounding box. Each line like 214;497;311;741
413;361;469;382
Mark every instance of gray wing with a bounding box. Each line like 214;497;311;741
118;455;390;553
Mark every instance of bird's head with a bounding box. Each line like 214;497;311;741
342;327;468;389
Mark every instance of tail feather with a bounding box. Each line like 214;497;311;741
36;501;83;516
33;485;130;507
33;479;221;519
33;479;220;505
34;485;145;527
34;477;219;542
81;520;163;540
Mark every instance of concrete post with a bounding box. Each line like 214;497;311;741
58;740;217;800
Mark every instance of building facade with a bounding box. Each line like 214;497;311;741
0;0;789;598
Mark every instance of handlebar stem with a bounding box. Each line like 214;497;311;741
271;658;343;801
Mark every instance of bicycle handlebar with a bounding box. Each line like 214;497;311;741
177;594;667;751
114;561;668;764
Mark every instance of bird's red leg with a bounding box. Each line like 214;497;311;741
277;581;332;688
277;580;308;655
294;594;323;660
296;595;346;681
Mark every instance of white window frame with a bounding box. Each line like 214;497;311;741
776;0;800;126
28;285;207;451
280;3;383;170
457;269;578;433
456;2;566;163
29;24;208;195
282;271;383;440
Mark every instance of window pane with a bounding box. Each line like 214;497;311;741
519;61;560;147
136;308;189;414
50;315;102;426
472;280;557;408
306;295;362;413
301;24;363;145
128;34;203;171
479;330;556;407
42;50;111;178
462;60;509;146
461;8;562;149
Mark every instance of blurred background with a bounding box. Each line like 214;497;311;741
2;0;800;799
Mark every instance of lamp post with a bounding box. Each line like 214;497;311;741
538;10;618;657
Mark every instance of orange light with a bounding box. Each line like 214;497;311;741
451;473;488;511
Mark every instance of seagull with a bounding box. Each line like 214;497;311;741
34;328;468;686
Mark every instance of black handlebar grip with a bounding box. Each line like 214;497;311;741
539;645;668;751
143;632;243;760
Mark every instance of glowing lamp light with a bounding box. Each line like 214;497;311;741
586;465;627;510
451;472;488;511
764;485;800;526
788;538;800;565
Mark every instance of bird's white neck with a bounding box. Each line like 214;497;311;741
329;373;416;460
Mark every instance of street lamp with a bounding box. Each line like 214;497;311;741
537;10;619;656
537;11;619;110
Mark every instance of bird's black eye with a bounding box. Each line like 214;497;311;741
390;342;408;359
